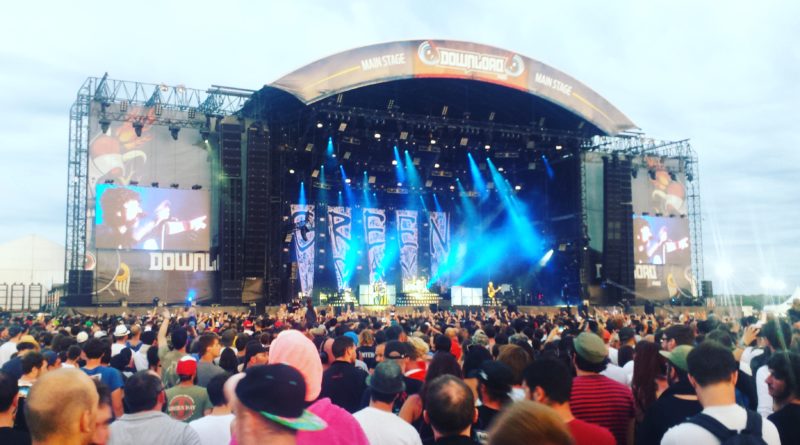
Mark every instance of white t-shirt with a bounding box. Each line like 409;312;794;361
661;404;780;445
133;344;151;371
622;360;635;386
0;341;18;367
111;342;127;357
601;363;629;386
755;365;773;417
608;346;619;366
739;347;764;376
189;413;234;445
353;406;422;445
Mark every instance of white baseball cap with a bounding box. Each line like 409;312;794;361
113;324;131;338
76;331;89;343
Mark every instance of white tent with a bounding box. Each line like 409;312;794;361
762;286;800;315
0;235;65;290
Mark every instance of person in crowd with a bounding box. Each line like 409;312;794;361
132;330;155;371
765;351;800;445
232;364;327;445
0;370;29;445
165;356;212;423
524;357;615;445
109;371;202;445
357;329;377;370
63;345;83;369
110;325;130;357
353;360;422;445
26;368;99;445
218;348;239;374
755;319;792;417
630;340;666;421
81;338;124;418
405;337;429;382
495;344;531;401
661;341;780;445
705;329;758;410
660;324;695;352
1;342;37;380
241;341;268;371
320;335;369;413
399;348;463;439
0;325;24;367
157;310;189;388
635;345;701;444
195;333;225;387
189;373;233;445
461;344;493;403
487;400;574;445
422;375;479;445
147;345;161;375
268;329;370;445
472;360;513;444
91;380;113;445
569;332;635;445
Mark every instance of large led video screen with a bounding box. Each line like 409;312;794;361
631;156;687;215
633;215;694;299
95;184;210;251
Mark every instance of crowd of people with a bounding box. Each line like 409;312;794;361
1;300;800;445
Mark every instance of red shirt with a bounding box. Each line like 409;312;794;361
568;418;617;445
570;374;633;445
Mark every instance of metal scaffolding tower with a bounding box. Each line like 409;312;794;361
64;74;252;286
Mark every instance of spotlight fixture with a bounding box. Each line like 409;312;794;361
104;179;114;185
170;183;179;189
289;169;295;174
192;184;202;190
484;144;491;150
648;170;656;180
498;167;504;172
556;145;563;150
374;132;381;139
430;139;436;145
345;178;352;184
99;117;111;134
631;168;638;178
392;160;398;165
133;121;144;137
515;185;522;191
200;129;210;141
151;182;159;188
449;185;455;191
169;125;180;141
434;163;440;169
669;171;677;181
129;180;139;186
397;182;403;187
316;122;323;128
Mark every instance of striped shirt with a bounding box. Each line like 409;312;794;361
570;374;634;445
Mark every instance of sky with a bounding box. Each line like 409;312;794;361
0;1;797;295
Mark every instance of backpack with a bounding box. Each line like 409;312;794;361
686;410;768;445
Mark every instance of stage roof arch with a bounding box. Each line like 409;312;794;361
258;40;636;136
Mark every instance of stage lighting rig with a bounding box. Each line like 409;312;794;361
99;117;111;134
133;121;144;137
169;124;180;140
192;185;202;190
200;128;210;141
170;183;179;189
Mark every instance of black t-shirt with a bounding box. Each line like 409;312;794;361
320;361;369;413
636;383;703;445
768;403;800;445
0;427;31;445
473;405;500;444
423;435;481;445
357;345;377;369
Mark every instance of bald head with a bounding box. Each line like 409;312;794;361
424;375;476;437
26;368;98;443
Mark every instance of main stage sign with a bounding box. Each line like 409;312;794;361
269;40;636;135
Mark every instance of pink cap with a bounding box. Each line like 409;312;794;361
268;330;323;402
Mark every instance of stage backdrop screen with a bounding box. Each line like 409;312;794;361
95;184;210;251
631;156;687;216
633;215;694;299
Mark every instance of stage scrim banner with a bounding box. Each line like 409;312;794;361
291;204;315;296
396;210;419;283
327;206;352;290
430;211;450;287
363;208;386;284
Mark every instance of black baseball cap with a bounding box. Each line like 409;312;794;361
235;364;326;431
384;340;410;359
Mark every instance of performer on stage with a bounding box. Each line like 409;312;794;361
487;281;500;305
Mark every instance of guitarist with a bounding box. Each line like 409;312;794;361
487;281;500;306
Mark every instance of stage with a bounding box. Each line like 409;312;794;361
61;40;705;312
